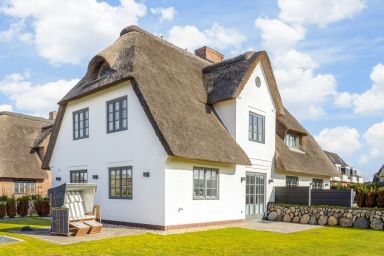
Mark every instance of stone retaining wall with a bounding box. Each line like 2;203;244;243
267;203;384;230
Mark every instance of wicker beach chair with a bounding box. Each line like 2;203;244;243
48;183;102;236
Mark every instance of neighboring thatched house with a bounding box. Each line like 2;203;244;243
0;111;54;196
324;150;363;185
44;26;337;230
373;165;384;183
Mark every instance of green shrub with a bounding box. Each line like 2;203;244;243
376;187;384;208
35;198;50;217
17;196;30;217
6;197;17;218
0;204;6;218
365;187;377;207
355;184;368;207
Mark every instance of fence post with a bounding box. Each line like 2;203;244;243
308;185;312;206
350;189;354;207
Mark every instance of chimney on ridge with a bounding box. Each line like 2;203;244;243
49;111;57;121
195;46;224;63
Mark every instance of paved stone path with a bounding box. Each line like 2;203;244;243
11;220;322;245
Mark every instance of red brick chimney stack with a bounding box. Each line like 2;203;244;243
195;46;224;63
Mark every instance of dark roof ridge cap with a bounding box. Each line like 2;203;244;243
119;25;211;65
0;111;51;123
202;51;257;73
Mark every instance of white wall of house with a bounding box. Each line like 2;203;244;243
273;172;331;188
50;81;168;226
164;158;244;226
215;62;276;210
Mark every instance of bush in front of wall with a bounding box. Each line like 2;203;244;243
35;198;50;217
365;188;377;208
6;197;17;218
17;196;30;217
376;187;384;208
355;185;368;207
0;203;6;218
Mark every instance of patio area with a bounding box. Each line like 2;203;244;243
11;219;322;244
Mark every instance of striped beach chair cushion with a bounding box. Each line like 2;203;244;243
64;191;86;221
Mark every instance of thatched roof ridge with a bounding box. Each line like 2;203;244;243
0;112;51;179
32;124;54;149
203;51;285;116
275;109;339;177
43;26;251;169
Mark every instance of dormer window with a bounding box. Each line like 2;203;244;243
285;133;300;149
98;62;113;78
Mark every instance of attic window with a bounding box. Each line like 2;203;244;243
255;76;261;87
285;133;300;149
98;62;113;78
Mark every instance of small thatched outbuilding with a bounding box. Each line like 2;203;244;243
0;111;54;196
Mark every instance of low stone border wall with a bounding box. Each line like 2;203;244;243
267;203;384;230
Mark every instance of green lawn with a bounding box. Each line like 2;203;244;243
0;217;383;255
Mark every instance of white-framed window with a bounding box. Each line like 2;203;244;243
286;176;298;187
312;179;324;189
73;108;89;140
249;112;265;143
285;133;300;148
193;167;219;199
107;96;127;133
14;180;35;194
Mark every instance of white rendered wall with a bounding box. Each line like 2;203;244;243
164;158;244;226
214;62;276;212
50;81;168;226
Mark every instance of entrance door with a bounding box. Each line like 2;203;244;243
245;172;266;219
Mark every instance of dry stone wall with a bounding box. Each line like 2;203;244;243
267;203;384;230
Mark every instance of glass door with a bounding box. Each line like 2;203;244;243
245;172;266;219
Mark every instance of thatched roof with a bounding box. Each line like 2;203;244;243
373;165;384;183
44;25;254;168
324;151;349;168
275;109;339;177
0;112;52;179
203;51;284;116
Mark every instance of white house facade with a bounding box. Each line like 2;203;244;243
44;26;338;230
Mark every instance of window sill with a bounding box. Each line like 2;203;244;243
288;147;305;154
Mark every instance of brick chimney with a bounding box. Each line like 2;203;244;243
49;111;57;121
195;46;224;63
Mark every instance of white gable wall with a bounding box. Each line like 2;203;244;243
50;81;168;226
235;62;276;204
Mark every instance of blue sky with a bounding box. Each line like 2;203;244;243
0;0;383;180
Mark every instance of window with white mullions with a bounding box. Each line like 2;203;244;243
312;178;324;189
14;180;35;194
73;108;89;140
285;133;300;148
249;112;265;143
286;176;298;187
107;96;127;133
193;167;218;199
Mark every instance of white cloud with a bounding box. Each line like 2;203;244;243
336;63;384;115
0;104;13;111
167;23;246;52
150;7;176;22
0;73;79;116
255;19;336;119
254;1;366;119
0;0;147;65
278;0;366;27
362;121;384;161
315;126;361;156
0;19;33;42
255;19;305;54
